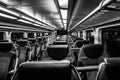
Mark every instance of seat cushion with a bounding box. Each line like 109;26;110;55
83;44;103;59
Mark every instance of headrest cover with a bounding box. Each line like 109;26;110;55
75;40;89;48
47;45;69;60
18;60;71;80
82;44;103;59
53;41;67;45
16;40;28;47
0;42;13;52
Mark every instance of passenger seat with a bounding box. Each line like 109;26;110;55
0;42;18;80
11;60;80;80
96;58;120;80
78;44;104;80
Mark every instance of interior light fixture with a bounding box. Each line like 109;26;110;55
60;9;67;19
0;13;17;19
108;5;117;8
58;0;68;8
18;19;32;24
0;7;19;16
63;20;67;24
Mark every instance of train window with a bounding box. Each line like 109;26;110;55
102;27;120;57
28;33;34;38
0;32;5;40
86;30;94;44
11;32;23;41
57;29;67;35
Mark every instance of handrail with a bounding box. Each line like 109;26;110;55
76;66;99;72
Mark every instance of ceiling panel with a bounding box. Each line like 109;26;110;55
7;0;63;29
68;0;102;30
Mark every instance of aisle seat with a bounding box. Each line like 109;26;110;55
78;44;104;80
96;58;120;80
11;60;80;80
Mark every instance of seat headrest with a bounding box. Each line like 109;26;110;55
17;60;71;80
47;45;69;60
75;40;89;48
104;58;120;66
28;38;36;45
82;44;103;59
0;40;9;42
53;41;67;45
16;40;28;47
0;42;13;52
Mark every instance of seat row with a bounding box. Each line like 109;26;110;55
0;37;48;80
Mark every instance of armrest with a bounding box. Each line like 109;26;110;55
76;66;99;72
8;70;16;74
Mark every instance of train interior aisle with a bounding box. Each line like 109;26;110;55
1;0;120;80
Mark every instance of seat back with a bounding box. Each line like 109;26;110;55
83;44;103;59
16;40;29;65
74;40;90;48
106;39;120;57
96;58;120;80
12;60;80;80
0;42;16;80
53;41;67;45
47;45;69;60
78;44;104;80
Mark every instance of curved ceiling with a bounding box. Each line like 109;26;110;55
6;0;64;29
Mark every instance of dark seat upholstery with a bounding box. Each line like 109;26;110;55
78;44;104;80
0;42;17;80
16;40;28;47
82;44;103;59
12;60;80;80
16;40;30;65
106;39;120;57
42;45;76;66
74;40;90;48
47;45;69;60
96;58;120;80
53;41;67;45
